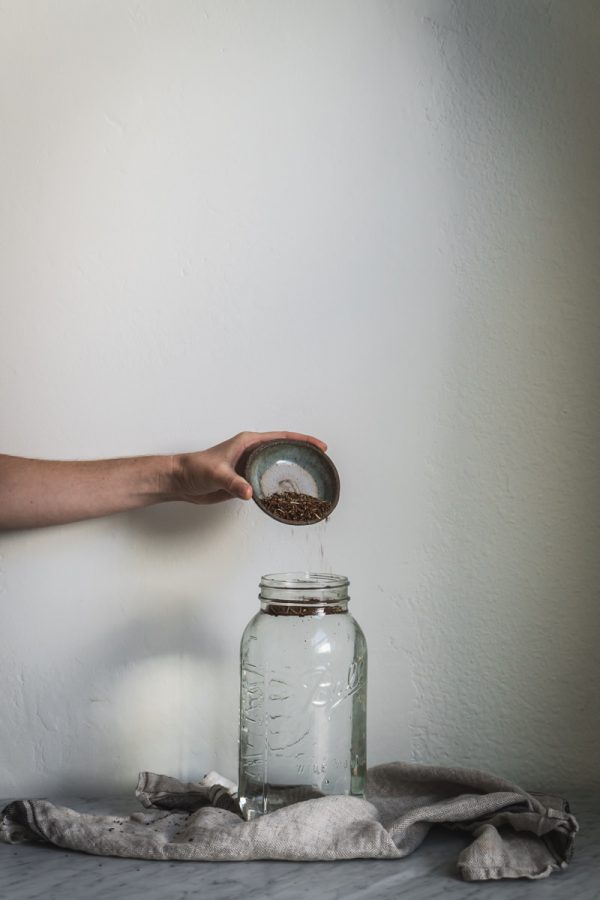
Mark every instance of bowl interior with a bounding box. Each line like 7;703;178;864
244;440;340;523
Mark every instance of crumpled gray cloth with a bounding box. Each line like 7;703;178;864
0;762;577;881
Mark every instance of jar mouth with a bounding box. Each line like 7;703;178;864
260;572;349;591
259;572;349;607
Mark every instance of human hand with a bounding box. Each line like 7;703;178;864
167;431;327;505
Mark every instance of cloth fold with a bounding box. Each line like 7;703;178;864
0;762;577;881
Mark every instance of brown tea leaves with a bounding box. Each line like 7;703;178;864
260;491;332;524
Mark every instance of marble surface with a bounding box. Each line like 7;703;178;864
0;791;597;900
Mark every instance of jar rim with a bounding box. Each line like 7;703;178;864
260;572;349;590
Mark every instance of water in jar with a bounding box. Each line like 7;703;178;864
238;607;367;819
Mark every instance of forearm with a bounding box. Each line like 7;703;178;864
0;454;174;530
0;431;327;530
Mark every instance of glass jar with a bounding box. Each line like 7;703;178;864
238;572;367;820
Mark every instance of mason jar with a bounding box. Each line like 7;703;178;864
238;572;367;820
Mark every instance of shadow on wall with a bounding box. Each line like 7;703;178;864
23;501;244;798
126;491;236;541
49;595;235;798
408;0;600;789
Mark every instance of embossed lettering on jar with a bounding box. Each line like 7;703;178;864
238;573;367;820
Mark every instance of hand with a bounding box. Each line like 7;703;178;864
168;431;327;505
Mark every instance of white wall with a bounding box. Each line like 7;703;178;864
1;0;598;797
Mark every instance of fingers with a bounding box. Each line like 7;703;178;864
243;431;328;452
189;479;252;505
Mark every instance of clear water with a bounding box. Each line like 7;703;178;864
238;609;367;820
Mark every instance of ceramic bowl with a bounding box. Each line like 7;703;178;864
244;439;340;525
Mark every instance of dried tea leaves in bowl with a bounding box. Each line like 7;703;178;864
260;491;332;524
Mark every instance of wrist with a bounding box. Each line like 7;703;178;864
156;453;183;502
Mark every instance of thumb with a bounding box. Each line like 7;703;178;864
224;472;253;501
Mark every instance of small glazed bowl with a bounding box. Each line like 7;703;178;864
244;439;340;525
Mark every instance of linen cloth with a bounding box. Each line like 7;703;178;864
0;763;577;881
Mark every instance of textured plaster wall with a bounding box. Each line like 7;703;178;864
0;0;598;797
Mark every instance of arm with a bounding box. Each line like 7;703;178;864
0;431;327;531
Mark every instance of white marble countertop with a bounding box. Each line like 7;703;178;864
1;791;597;900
